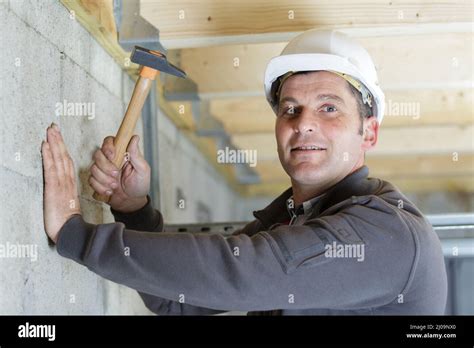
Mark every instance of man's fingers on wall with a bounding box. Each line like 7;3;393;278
66;157;75;183
50;124;73;177
41;141;58;185
89;175;112;196
46;127;65;179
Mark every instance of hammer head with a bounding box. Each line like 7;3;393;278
131;46;186;79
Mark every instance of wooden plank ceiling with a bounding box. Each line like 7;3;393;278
141;0;474;196
62;0;474;197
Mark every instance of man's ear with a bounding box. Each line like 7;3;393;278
361;116;379;151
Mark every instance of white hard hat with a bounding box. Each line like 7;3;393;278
264;29;385;124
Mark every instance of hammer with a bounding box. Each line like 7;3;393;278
93;46;186;203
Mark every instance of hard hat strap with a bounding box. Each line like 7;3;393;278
329;71;373;108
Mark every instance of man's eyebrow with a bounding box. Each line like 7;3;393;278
316;94;346;105
279;96;299;105
279;94;346;106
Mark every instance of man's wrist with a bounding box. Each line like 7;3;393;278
110;195;163;232
111;196;148;214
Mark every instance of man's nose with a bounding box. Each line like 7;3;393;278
293;108;316;134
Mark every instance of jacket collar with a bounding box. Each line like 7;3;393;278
253;165;372;229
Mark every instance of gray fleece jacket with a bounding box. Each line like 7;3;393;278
56;165;447;315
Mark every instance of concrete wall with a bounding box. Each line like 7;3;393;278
0;0;262;315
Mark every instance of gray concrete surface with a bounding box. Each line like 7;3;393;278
0;0;267;315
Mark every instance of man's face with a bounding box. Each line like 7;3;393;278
275;71;378;187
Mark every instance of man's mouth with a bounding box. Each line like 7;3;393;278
291;145;326;152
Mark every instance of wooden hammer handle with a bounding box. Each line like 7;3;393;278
93;70;156;203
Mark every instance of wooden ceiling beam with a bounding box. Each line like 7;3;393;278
140;0;473;48
174;33;472;96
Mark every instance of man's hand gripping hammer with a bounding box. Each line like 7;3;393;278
93;46;186;203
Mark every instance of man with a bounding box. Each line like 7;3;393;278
42;30;447;315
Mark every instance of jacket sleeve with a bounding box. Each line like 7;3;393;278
106;196;227;315
56;195;417;312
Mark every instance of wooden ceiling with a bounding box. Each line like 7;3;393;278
62;0;474;197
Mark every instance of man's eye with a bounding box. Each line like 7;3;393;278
321;105;337;112
279;105;298;117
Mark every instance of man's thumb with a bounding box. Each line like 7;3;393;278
127;135;145;170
